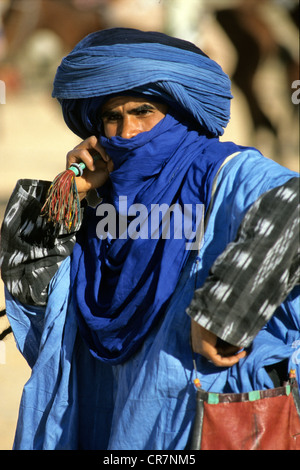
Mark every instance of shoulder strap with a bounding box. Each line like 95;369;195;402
204;151;240;231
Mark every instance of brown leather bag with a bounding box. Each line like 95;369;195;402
190;372;300;450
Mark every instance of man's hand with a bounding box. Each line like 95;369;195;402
66;136;114;200
191;319;247;367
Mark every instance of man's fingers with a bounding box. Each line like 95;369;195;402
67;148;95;171
210;349;247;368
191;319;248;367
67;136;110;171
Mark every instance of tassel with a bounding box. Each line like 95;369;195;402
40;160;87;234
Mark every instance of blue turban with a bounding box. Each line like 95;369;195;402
52;28;232;137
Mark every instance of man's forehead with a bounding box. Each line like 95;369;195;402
101;95;158;111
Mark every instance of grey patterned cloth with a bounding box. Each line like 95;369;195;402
0;179;80;306
187;177;300;347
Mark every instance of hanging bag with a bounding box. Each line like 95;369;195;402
190;370;300;450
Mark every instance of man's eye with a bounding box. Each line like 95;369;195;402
107;115;120;121
136;106;154;116
136;109;151;115
102;112;121;122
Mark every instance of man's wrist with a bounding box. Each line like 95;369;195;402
79;191;88;201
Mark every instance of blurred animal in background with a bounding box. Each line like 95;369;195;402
0;0;110;91
1;0;108;56
216;0;299;136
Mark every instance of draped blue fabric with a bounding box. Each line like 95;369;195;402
51;27;240;364
71;111;242;364
52;28;233;137
5;151;299;450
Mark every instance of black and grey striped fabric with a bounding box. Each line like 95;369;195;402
0;179;80;306
187;177;299;347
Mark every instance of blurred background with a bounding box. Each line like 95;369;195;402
0;0;299;450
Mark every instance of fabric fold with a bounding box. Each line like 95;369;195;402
71;111;242;364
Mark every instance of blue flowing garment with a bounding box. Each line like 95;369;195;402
51;27;240;364
5;151;299;450
71;111;242;364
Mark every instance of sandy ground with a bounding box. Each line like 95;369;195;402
0;82;298;450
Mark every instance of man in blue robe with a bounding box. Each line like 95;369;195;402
0;28;299;450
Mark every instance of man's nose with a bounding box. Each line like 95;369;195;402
119;116;140;139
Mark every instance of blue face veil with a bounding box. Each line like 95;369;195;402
52;28;242;364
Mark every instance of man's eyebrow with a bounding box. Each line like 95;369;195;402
100;103;156;118
128;104;156;113
100;109;121;118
